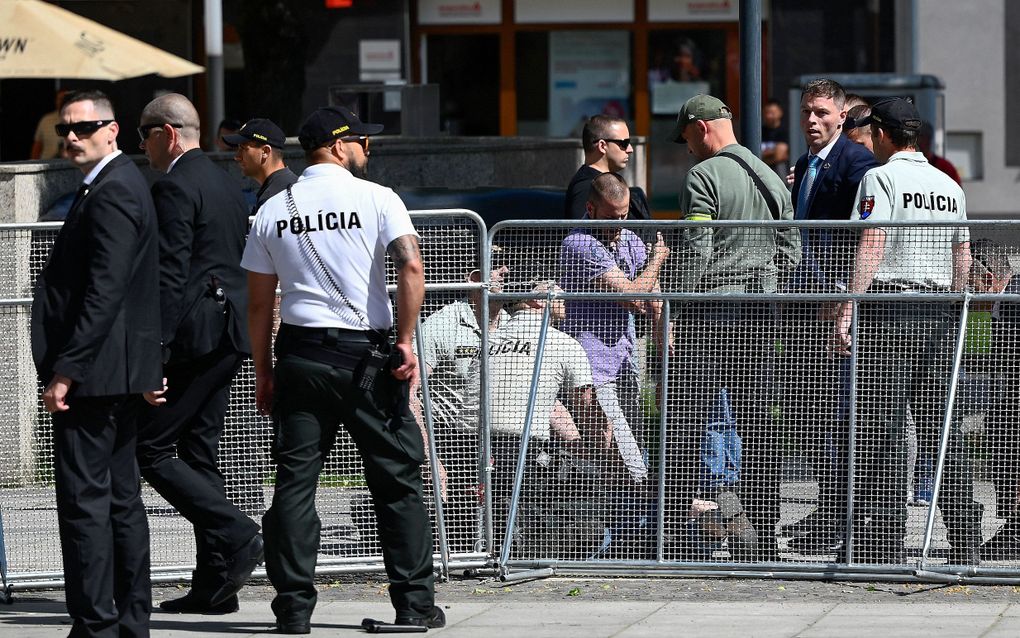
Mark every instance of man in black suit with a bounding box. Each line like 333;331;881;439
135;93;262;614
32;90;162;637
784;79;879;555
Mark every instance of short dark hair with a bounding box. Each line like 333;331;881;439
61;90;115;117
764;98;783;108
801;78;846;109
588;172;629;206
871;122;918;149
846;104;871;129
582;115;626;153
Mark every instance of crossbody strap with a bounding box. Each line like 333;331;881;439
717;151;781;221
285;185;369;329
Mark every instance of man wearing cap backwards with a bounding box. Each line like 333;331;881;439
243;105;442;633
834;97;981;565
666;94;800;561
135;93;264;615
225;118;299;214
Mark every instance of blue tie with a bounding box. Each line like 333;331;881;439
796;155;822;220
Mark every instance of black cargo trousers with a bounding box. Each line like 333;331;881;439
263;325;435;625
853;299;982;563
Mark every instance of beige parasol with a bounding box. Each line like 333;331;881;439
0;0;204;79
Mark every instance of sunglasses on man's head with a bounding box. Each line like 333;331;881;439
602;138;632;150
55;120;114;138
137;122;184;141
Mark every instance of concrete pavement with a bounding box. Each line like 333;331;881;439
3;579;1020;637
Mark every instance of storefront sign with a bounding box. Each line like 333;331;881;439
515;0;634;23
359;39;401;82
548;31;630;137
648;0;741;22
418;0;501;25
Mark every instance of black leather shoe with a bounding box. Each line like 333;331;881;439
788;530;843;555
780;510;824;538
396;605;446;629
275;618;311;634
981;518;1020;561
208;533;264;607
158;591;239;614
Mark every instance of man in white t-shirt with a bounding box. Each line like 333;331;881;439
242;105;443;631
834;97;981;566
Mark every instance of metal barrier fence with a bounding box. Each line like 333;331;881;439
485;219;1020;585
0;210;490;593
4;216;1020;593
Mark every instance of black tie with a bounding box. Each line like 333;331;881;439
69;183;90;211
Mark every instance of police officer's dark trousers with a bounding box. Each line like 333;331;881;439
53;395;151;638
135;346;259;595
854;299;982;563
264;327;434;624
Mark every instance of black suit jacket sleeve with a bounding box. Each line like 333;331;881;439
152;178;196;346
52;180;145;383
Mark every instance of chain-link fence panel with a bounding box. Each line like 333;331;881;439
486;219;1020;583
0;211;488;588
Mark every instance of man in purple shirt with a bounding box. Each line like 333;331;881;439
559;173;669;486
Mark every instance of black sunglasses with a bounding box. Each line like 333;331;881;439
137;122;184;141
602;138;632;150
55;120;114;138
340;135;370;151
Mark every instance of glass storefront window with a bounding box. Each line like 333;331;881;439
516;30;632;138
647;29;727;211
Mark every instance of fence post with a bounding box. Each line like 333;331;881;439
497;291;553;577
480;235;494;560
656;300;671;563
414;316;450;580
845;299;860;565
920;293;971;566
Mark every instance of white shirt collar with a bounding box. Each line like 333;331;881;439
167;151;185;174
810;133;841;162
82;149;122;185
299;162;352;180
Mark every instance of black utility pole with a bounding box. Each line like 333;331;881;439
739;0;762;152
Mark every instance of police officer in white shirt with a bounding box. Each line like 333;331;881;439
834;97;981;566
242;105;443;632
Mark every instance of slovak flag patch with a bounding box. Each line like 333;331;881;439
859;195;875;219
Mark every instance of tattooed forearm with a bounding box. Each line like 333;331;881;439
387;234;422;269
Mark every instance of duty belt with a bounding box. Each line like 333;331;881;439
275;323;391;368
